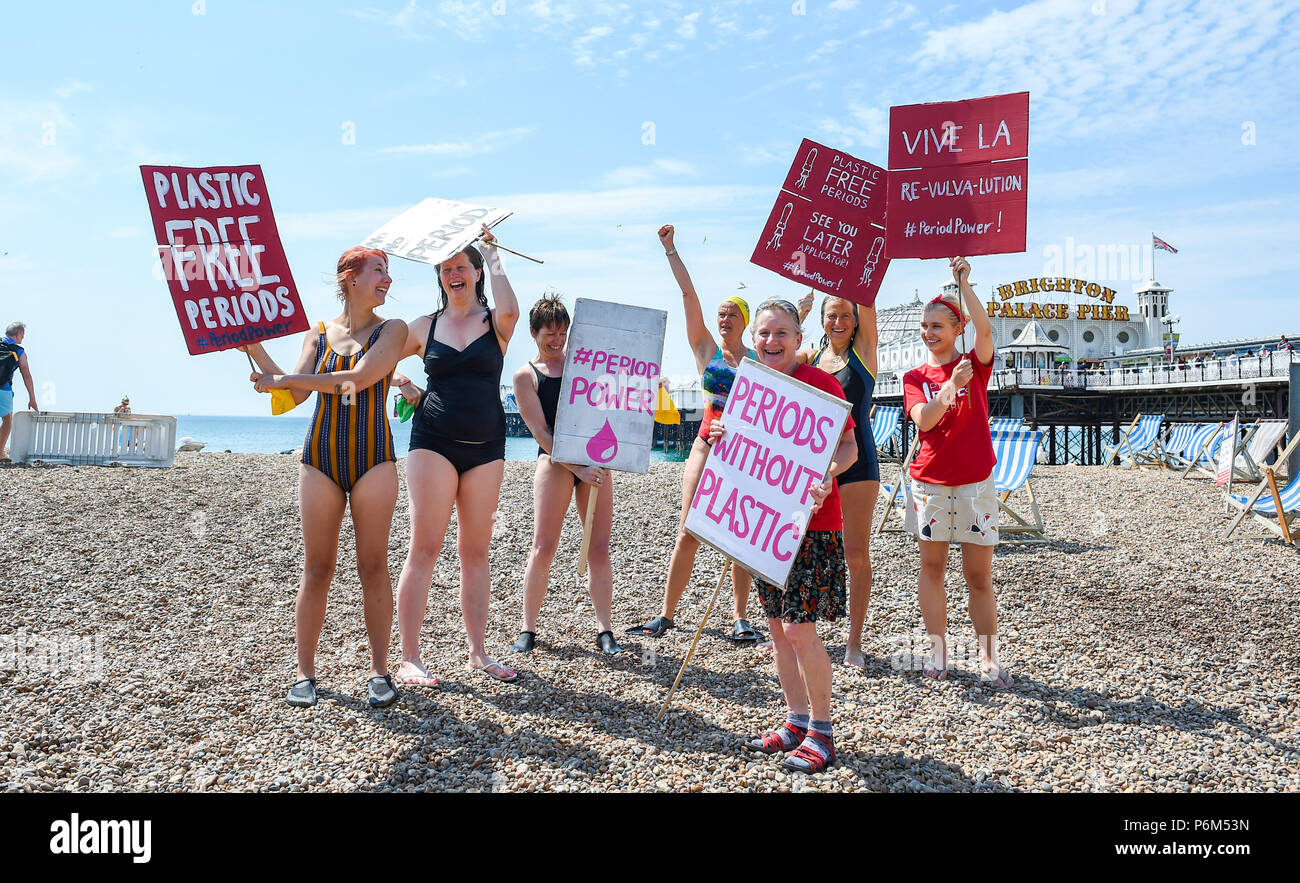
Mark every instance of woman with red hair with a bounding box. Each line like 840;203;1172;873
245;246;409;709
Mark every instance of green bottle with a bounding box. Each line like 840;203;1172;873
393;393;414;423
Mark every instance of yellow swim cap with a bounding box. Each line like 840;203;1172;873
721;295;750;328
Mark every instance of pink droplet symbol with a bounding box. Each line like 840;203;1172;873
586;419;618;463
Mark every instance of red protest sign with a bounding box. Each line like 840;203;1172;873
140;165;308;355
750;139;890;306
886;158;1027;258
886;92;1029;258
887;91;1029;170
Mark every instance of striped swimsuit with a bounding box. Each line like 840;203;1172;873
301;321;395;493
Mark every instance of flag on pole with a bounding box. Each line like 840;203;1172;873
1153;234;1178;254
1216;416;1238;486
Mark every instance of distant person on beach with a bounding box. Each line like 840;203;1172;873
389;225;522;686
901;256;1011;688
1280;335;1291;351
114;396;131;415
244;247;407;709
0;322;38;462
627;224;762;645
507;293;622;656
731;298;857;774
796;294;880;669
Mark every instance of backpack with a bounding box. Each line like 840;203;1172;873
0;340;21;389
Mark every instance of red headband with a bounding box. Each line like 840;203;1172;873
929;295;965;327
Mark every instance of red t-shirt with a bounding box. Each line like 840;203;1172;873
793;363;855;532
902;349;996;486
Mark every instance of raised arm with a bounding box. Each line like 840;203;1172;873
660;225;716;373
481;225;521;350
253;321;408;398
951;257;993;365
854;304;879;377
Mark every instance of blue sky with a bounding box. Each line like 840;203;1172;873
2;0;1297;416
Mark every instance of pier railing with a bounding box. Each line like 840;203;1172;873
874;352;1296;397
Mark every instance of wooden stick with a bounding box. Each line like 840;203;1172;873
656;561;731;722
477;238;544;264
1265;467;1292;544
577;483;600;576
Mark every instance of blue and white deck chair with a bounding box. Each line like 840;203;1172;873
991;429;1046;543
876;431;920;534
1103;414;1164;467
1233;420;1288;483
870;405;902;459
1157;423;1199;469
1225;433;1300;546
1178;422;1227;478
988;417;1024;433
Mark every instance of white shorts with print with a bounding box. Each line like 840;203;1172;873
904;476;999;545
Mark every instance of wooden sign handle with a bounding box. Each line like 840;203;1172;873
577;483;600;576
656;561;731;722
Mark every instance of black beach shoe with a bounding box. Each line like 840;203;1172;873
626;615;674;638
731;619;765;643
509;631;537;654
286;677;317;708
367;674;399;708
595;631;625;655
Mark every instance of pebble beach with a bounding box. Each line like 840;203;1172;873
1;454;1297;794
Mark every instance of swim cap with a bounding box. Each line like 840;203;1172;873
721;295;750;329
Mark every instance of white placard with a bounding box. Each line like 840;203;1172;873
361;197;513;265
684;358;850;588
551;298;667;474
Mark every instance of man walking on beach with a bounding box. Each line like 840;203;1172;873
1;322;39;462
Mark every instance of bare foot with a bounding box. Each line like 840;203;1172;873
396;660;439;687
843;646;866;669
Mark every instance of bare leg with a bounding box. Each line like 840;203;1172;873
961;542;1001;672
348;461;398;678
917;539;950;671
455;458;506;669
839;480;879;666
659;438;711;620
394;449;458;681
521;456;577;633
0;413;12;459
785;621;832;721
766;617;809;716
295;465;347;679
574;475;616;633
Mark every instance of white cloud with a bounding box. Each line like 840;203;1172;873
677;11;701;39
814;103;888;149
830;0;859;9
805;39;840;63
572;24;615;65
430;165;471;178
54;80;95;100
600;158;696;188
379;127;533;156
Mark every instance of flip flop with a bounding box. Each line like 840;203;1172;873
396;662;440;688
471;660;519;683
730;619;764;643
626;615;673;638
923;652;948;680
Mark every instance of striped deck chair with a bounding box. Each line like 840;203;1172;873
1225;433;1300;546
871;405;903;459
876;431;919;534
1157;423;1199;469
991;429;1046;543
1232;420;1288;483
989;417;1024;433
1178;422;1227;478
1103;414;1164;467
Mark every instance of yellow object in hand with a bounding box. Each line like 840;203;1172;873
270;388;298;415
653;385;680;425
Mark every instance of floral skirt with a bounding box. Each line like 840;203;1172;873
754;531;846;624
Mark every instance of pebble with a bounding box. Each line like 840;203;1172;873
1;458;1297;792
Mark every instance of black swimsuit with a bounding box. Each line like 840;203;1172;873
409;310;507;474
532;362;579;487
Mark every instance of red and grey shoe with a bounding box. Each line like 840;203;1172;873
780;730;836;774
745;722;807;755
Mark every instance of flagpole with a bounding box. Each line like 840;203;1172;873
1151;231;1156;281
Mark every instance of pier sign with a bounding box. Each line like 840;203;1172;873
141;164;309;356
551;299;667;474
886;92;1029;258
750;139;890;307
685;359;850;589
362;196;513;265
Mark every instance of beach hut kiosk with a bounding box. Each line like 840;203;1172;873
1004;320;1071;385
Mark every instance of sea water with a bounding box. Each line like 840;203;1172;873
174;415;685;461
